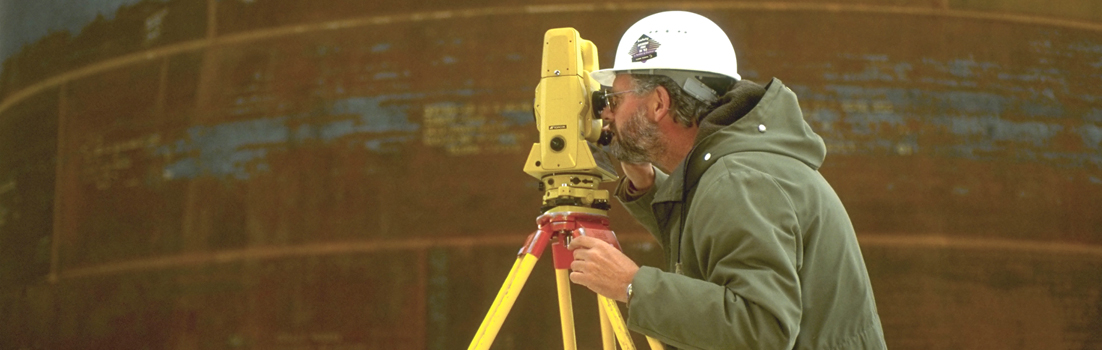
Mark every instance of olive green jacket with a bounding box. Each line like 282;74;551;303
616;79;886;350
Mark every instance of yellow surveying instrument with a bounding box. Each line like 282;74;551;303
467;28;664;350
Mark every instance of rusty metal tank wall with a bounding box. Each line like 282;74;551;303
1;1;1100;349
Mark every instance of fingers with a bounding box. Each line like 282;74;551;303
566;235;602;250
569;249;596;286
569;270;587;285
572;248;588;261
569;261;597;287
570;259;585;271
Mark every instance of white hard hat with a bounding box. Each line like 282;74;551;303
592;11;740;102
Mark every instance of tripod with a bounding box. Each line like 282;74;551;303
471;25;664;350
467;210;664;350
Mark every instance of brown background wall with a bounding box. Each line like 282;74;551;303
1;0;1100;349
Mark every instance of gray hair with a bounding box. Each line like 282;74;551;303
628;74;714;127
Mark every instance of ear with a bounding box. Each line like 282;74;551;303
649;85;673;123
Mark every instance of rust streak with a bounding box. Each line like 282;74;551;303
48;83;68;284
3;2;1100;115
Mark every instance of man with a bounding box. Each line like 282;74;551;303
565;11;887;349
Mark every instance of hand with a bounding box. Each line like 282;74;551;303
567;235;639;303
621;162;655;192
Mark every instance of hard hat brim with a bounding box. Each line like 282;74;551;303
591;68;741;87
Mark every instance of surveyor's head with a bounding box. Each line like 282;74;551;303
593;11;740;124
594;11;740;162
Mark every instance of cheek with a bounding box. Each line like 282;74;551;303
614;105;640;127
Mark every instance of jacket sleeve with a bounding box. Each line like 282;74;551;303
627;166;803;350
614;166;669;237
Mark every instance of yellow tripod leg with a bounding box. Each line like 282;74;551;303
598;295;636;350
597;299;616;350
597;296;665;350
554;268;577;350
468;253;540;350
598;303;664;350
646;336;666;350
468;256;521;349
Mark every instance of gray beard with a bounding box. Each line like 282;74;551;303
609;105;666;164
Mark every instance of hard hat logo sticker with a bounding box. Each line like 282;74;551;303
630;35;661;63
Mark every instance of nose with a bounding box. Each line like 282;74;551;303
600;104;613;121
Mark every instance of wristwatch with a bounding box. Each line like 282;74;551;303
626;283;633;301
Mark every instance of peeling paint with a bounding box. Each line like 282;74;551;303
1078;124;1102;149
373;72;398;80
794;73;1100;167
370;43;391;53
156;96;418;180
421;100;530;155
940;116;1062;146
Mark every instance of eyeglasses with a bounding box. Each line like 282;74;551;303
597;89;634;115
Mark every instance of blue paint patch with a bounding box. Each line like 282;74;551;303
1079;124;1102;150
156;97;420;180
506;53;522;61
375;92;428;101
788;44;1102;167
1068;42;1102;54
328;97;420;134
952;186;970;196
863;54;888;62
938;116;1061;147
833;66;895;82
792;81;1100;166
803;107;841;136
371;43;391;53
320;120;358;141
843;113;905;135
163;157;199;180
373;71;398;80
451;89;476;97
501;110;533;126
314;45;340;56
156;117;289;179
894;62;913;81
365;136;414;153
498;133;518;146
918;77;972;87
944;58;1000;78
1085;108;1102;123
442;55;457;65
1090;176;1102;185
996;67;1065;85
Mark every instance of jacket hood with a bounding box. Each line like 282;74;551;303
654;78;827;203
